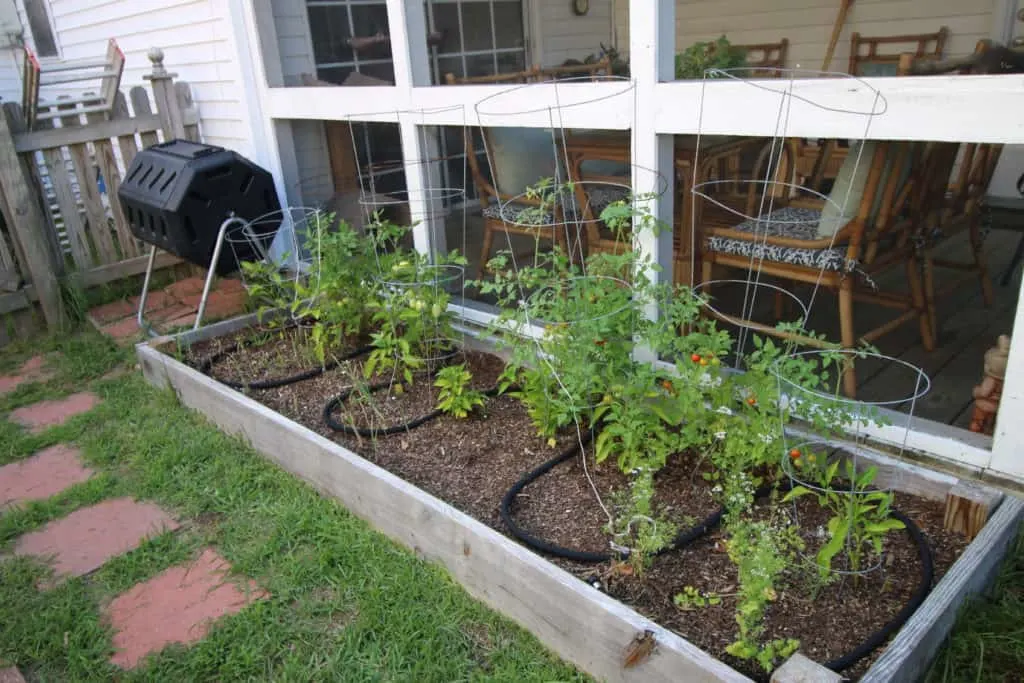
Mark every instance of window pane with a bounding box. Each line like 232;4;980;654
437;56;463;82
496;50;525;74
350;4;393;60
492;2;524;50
465;53;495;78
431;2;461;54
460;3;493;52
308;6;353;65
24;0;58;57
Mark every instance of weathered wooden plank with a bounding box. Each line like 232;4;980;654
176;82;200;143
0;106;64;328
87;109;138;259
136;341;752;683
861;494;1024;682
0;171;24;285
130;87;161;150
36;107;93;270
110;92;141;173
60;99;118;264
5;103;64;273
12;109;199;154
0;251;183;315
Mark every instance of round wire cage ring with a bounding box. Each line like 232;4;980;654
474;75;635;120
692;278;810;332
373;263;465;293
780;440;895;496
772;350;931;413
700;67;889;118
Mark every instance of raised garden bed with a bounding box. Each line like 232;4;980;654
139;311;1023;683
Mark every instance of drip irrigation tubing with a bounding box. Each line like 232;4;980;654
323;380;504;438
199;338;373;390
499;437;743;564
821;507;933;674
499;441;934;674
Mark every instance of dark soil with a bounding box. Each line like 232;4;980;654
186;323;364;387
185;330;971;681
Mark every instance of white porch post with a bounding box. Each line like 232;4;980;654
228;0;299;265
387;0;447;258
987;274;1024;481
629;0;676;319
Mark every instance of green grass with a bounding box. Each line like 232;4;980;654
0;328;586;682
925;529;1024;683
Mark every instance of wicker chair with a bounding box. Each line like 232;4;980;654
696;139;938;396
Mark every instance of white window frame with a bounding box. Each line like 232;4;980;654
21;0;60;60
236;0;1024;484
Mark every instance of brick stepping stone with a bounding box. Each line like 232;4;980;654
105;548;268;669
9;392;100;433
0;445;93;509
0;355;54;397
14;498;179;581
0;667;26;683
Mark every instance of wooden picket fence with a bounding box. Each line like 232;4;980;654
0;50;201;331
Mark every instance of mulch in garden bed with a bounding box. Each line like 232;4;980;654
185;331;971;680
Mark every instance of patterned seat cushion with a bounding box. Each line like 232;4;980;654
482;186;630;227
707;206;857;272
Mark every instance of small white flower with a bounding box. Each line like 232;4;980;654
712;485;723;494
759;432;776;444
716;406;733;416
714;431;727;441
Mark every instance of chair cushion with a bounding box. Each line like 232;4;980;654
817;140;878;238
482;186;630;226
707;206;857;272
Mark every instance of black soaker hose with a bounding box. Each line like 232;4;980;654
199;340;373;390
821;507;934;674
499;444;935;674
323;381;503;438
499;438;740;564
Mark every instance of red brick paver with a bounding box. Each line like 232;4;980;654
128;290;175;314
9;393;100;433
0;355;54;397
106;548;268;669
0;445;93;509
100;317;145;345
88;299;137;325
165;277;205;301
14;498;179;580
0;667;26;683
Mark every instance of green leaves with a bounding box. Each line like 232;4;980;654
817;517;849;579
434;364;485;419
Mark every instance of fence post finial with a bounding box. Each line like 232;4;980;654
144;47;186;141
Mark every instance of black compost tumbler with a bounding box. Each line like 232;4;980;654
117;139;282;275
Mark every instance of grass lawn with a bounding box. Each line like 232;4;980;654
1;328;1021;682
0;330;587;681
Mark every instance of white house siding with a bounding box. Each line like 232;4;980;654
533;0;613;67
615;0;995;71
17;0;254;157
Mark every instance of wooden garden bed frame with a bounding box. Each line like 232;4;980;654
136;312;1024;683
